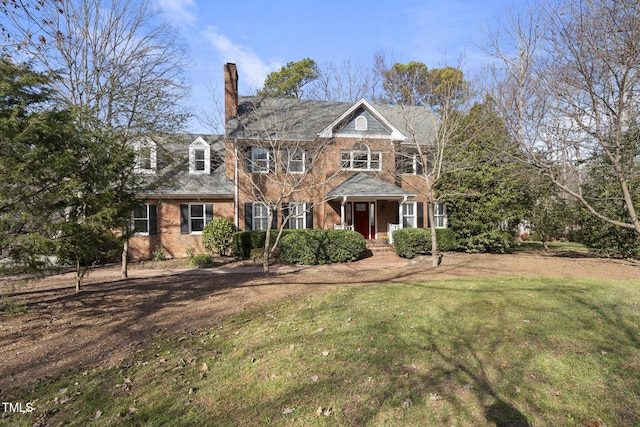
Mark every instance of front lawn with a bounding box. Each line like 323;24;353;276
2;276;639;426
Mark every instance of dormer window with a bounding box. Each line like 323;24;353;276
133;138;157;174
355;116;368;131
189;137;211;174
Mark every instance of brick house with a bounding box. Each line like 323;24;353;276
129;63;446;260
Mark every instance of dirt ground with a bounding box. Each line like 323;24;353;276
1;251;638;398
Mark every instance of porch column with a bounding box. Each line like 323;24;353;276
341;196;347;226
398;196;407;228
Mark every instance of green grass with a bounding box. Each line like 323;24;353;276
2;276;639;426
516;240;589;252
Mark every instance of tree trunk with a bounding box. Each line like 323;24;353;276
428;202;440;267
262;215;272;275
75;259;81;292
121;237;129;278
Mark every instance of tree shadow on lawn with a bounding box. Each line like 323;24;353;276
1;264;424;397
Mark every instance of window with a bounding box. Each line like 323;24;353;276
397;152;424;175
189;137;211;174
355;116;368;131
340;142;381;171
285;149;306;173
253;202;271;231
194;149;206;171
402;202;416;228
132;204;157;235
433;202;447;228
133;140;157;174
251;147;273;173
284;202;313;229
180;203;213;234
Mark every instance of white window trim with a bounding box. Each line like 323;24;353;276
189;137;211;174
286;202;307;229
251;147;273;174
434;202;448;229
132;204;151;235
188;203;211;234
286;149;306;174
133;139;157;174
355;116;368;131
340;148;382;171
253;202;271;231
400;153;422;175
402;202;417;229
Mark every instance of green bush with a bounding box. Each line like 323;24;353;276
279;230;366;265
393;228;457;259
202;218;236;256
231;229;303;259
190;253;215;268
456;230;515;254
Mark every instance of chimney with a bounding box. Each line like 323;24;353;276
224;63;238;126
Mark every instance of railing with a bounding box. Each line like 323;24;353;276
334;224;354;231
387;223;402;244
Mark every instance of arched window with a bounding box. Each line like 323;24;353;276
340;142;381;170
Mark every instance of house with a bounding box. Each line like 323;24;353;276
128;63;446;261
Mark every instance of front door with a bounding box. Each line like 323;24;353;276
353;202;374;239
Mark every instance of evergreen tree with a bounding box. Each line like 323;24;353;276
437;99;534;253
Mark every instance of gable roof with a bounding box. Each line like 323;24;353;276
318;99;406;140
326;172;416;199
227;97;438;145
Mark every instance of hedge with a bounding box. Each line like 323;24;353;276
279;229;366;265
393;228;457;259
231;229;303;259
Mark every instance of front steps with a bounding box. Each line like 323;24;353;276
365;239;397;256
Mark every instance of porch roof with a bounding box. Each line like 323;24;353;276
326;172;416;200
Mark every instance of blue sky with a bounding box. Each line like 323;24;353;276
155;0;521;132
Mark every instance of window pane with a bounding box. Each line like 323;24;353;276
191;204;204;218
133;219;149;233
252;148;269;172
191;219;205;232
136;147;151;169
340;151;351;169
195;149;205;171
133;205;148;219
353;152;368;169
288;202;305;229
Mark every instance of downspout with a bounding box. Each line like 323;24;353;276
234;137;239;229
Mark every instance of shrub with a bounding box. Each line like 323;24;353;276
232;229;302;259
279;230;366;265
152;248;167;261
393;228;457;259
202;218;235;256
456;230;515;254
190;253;215;268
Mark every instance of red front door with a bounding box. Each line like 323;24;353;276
353;202;373;239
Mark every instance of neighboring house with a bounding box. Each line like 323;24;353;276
129;63;446;260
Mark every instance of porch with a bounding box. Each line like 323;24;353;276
326;172;416;242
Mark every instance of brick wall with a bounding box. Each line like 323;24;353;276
128;198;235;261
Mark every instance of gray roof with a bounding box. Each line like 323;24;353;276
139;134;233;198
227;97;437;144
326;172;416;199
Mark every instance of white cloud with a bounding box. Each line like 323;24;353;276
203;26;280;91
156;0;197;26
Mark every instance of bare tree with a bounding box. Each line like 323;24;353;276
376;54;474;266
230;97;341;274
486;0;640;238
306;60;379;102
2;0;191;277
